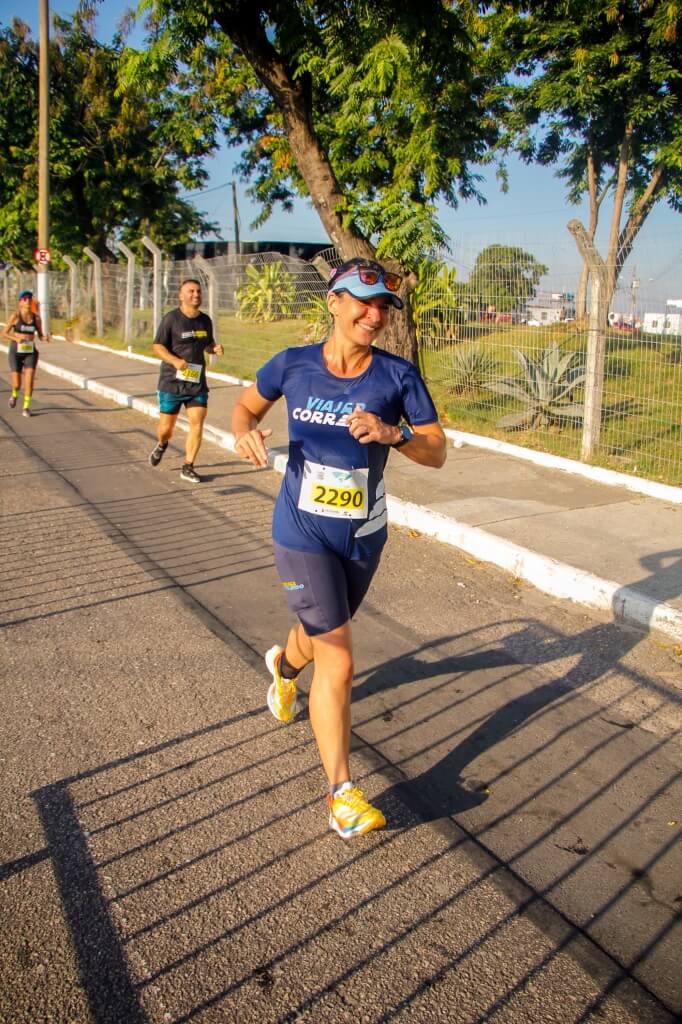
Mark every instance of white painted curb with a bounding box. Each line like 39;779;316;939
3;343;681;642
385;498;682;643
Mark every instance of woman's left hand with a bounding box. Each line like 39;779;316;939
347;405;398;446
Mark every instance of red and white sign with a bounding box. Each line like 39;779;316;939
34;247;51;264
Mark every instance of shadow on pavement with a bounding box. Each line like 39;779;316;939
348;549;681;1015
1;685;673;1024
1;410;679;1021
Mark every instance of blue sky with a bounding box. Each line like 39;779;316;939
3;0;680;310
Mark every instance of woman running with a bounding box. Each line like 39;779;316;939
232;257;447;838
3;290;49;417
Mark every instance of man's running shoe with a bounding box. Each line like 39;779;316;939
327;784;386;839
149;442;167;467
22;407;31;418
8;395;17;409
180;463;201;483
265;645;298;722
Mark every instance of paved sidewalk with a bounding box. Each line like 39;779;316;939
3;336;681;641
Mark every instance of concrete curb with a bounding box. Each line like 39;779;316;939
386;498;682;642
4;344;682;642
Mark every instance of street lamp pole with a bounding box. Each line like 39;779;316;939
37;0;50;332
629;271;639;328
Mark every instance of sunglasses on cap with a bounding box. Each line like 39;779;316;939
19;291;33;300
331;264;402;293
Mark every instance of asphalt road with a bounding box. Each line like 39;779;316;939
1;374;680;1024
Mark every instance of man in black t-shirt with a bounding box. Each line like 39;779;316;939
149;279;223;483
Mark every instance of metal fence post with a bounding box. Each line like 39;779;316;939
62;256;79;321
1;267;9;320
192;255;218;363
142;236;162;334
192;255;216;324
117;242;136;349
83;246;104;338
568;220;609;461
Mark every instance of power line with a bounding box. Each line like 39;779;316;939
180;181;231;199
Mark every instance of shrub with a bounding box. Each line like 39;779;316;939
409;261;464;343
302;294;332;342
236;261;295;321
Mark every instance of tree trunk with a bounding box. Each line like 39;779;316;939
605;123;632;302
217;5;419;361
575;146;611;321
614;163;666;280
603;123;666;312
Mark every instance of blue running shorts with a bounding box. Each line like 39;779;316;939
273;541;382;636
158;390;208;414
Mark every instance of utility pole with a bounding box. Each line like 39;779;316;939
232;180;241;255
37;0;50;332
630;268;640;327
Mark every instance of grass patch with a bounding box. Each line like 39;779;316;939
422;321;682;485
53;314;682;486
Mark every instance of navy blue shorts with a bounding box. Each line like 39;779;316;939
158;390;208;414
273;541;381;637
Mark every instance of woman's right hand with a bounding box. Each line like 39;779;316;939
235;427;273;468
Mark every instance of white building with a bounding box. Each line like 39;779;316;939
642;301;682;336
525;292;575;325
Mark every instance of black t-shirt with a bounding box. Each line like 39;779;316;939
154;308;215;395
10;314;38;346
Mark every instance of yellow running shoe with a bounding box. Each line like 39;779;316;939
265;645;298;723
327;784;386;838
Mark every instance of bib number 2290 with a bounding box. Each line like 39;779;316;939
298;460;368;520
312;484;364;510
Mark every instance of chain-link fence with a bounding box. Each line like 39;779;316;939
2;238;680;486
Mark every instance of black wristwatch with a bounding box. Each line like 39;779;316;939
392;424;413;449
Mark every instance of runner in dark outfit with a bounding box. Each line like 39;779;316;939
149;278;223;483
232;257;447;837
3;290;49;417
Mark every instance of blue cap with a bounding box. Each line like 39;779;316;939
18;290;33;300
328;267;403;310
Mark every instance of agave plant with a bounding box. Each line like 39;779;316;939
486;344;586;429
236;261;295;321
447;344;499;394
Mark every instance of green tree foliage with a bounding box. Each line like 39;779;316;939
493;0;682;311
0;13;217;266
123;0;504;359
467;244;548;313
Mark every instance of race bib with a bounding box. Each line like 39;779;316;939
176;362;202;383
17;341;35;354
297;460;368;520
